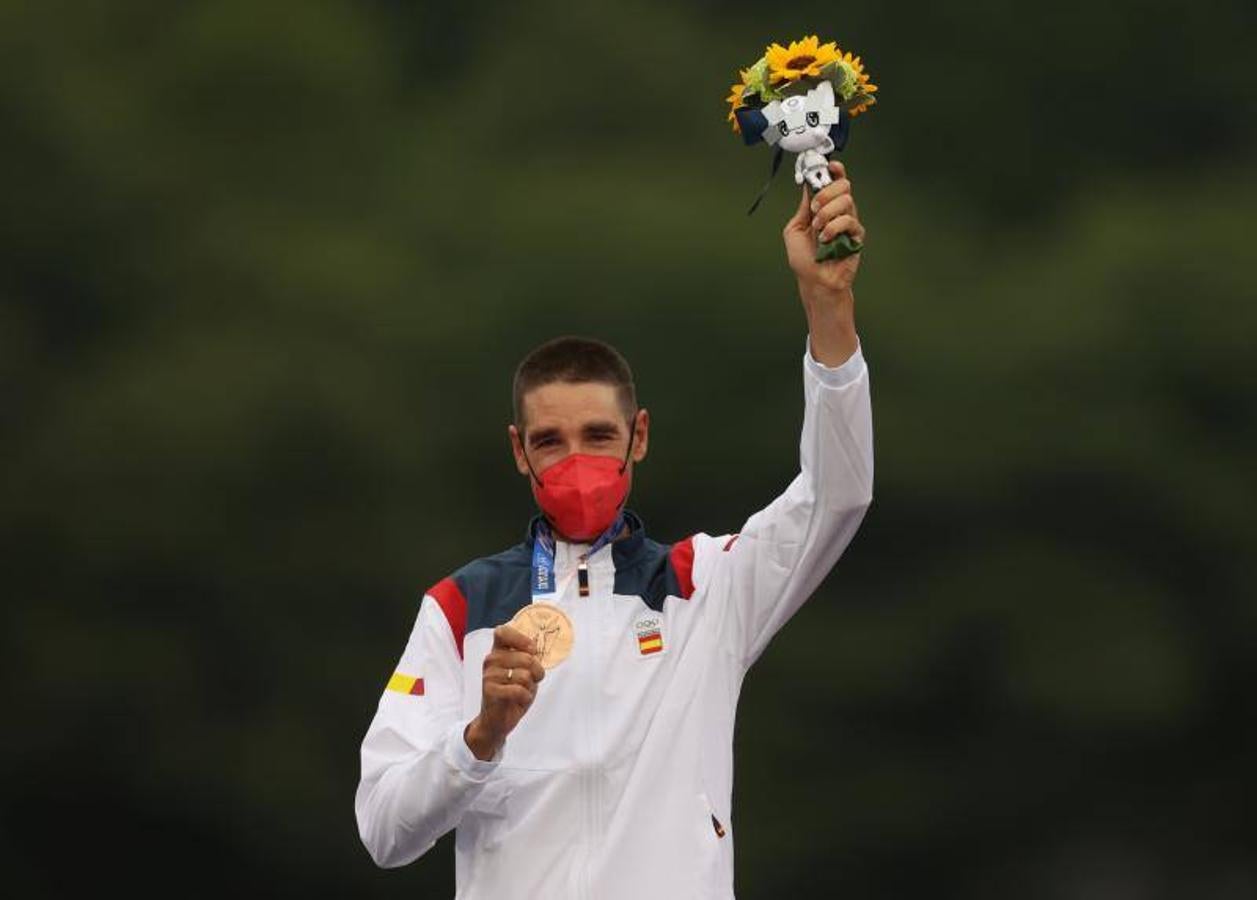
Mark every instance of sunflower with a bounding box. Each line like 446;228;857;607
725;74;747;133
833;50;879;117
764;35;840;85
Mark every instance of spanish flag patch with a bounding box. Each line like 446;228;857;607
387;672;425;696
638;632;663;655
634;614;665;657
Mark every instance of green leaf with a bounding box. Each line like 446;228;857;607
778;78;816;98
743;57;784;103
842;91;875;112
819;60;851;97
814;233;863;262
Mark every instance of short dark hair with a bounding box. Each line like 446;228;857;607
513;335;637;431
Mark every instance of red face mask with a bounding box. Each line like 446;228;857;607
524;426;636;541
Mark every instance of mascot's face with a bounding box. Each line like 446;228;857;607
774;96;832;152
762;80;841;152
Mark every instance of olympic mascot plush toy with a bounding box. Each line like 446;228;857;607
726;35;878;261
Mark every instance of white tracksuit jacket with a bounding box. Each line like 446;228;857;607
355;340;873;899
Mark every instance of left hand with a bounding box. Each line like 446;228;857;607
782;160;864;300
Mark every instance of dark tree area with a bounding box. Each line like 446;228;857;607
2;1;1254;897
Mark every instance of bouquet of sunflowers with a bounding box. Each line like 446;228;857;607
726;35;877;261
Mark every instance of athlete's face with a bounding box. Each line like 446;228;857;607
508;381;649;479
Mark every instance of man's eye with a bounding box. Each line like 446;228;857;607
806;111;819;126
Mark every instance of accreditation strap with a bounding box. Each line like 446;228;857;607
531;513;626;597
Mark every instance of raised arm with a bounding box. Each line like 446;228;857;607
696;338;872;667
786;158;864;367
692;161;873;667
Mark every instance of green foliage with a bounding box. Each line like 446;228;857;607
741;57;782;105
818;58;859;103
2;0;1254;896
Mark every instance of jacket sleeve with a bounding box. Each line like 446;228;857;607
354;591;500;868
695;337;874;669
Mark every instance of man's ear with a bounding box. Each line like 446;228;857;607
508;424;530;476
631;408;650;463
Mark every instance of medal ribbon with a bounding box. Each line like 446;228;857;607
531;512;626;597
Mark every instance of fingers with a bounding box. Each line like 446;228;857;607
809;177;851;215
475;627;551;746
481;654;545;720
484;655;543;707
483;678;536;709
489;659;544;686
493;624;538;655
806;167;862;243
819;214;866;244
811;194;855;232
483;647;545;681
482;626;546;733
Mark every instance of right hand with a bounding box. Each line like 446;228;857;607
783;159;864;296
464;625;545;760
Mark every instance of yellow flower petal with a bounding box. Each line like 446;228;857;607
730;35;879;130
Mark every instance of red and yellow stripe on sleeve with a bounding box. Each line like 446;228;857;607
387;672;425;696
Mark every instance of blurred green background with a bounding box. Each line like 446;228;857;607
2;0;1254;896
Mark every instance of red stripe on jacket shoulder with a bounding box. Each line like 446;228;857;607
669;536;696;600
427;577;468;658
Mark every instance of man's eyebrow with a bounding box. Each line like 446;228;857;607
526;426;561;446
582;420;623;435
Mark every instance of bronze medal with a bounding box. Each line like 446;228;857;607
508;602;574;669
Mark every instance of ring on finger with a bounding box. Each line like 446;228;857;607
506;668;514;682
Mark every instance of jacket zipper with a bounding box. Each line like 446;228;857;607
573;546;594;900
580;549;598;899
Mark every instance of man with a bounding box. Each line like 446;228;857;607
355;160;873;898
